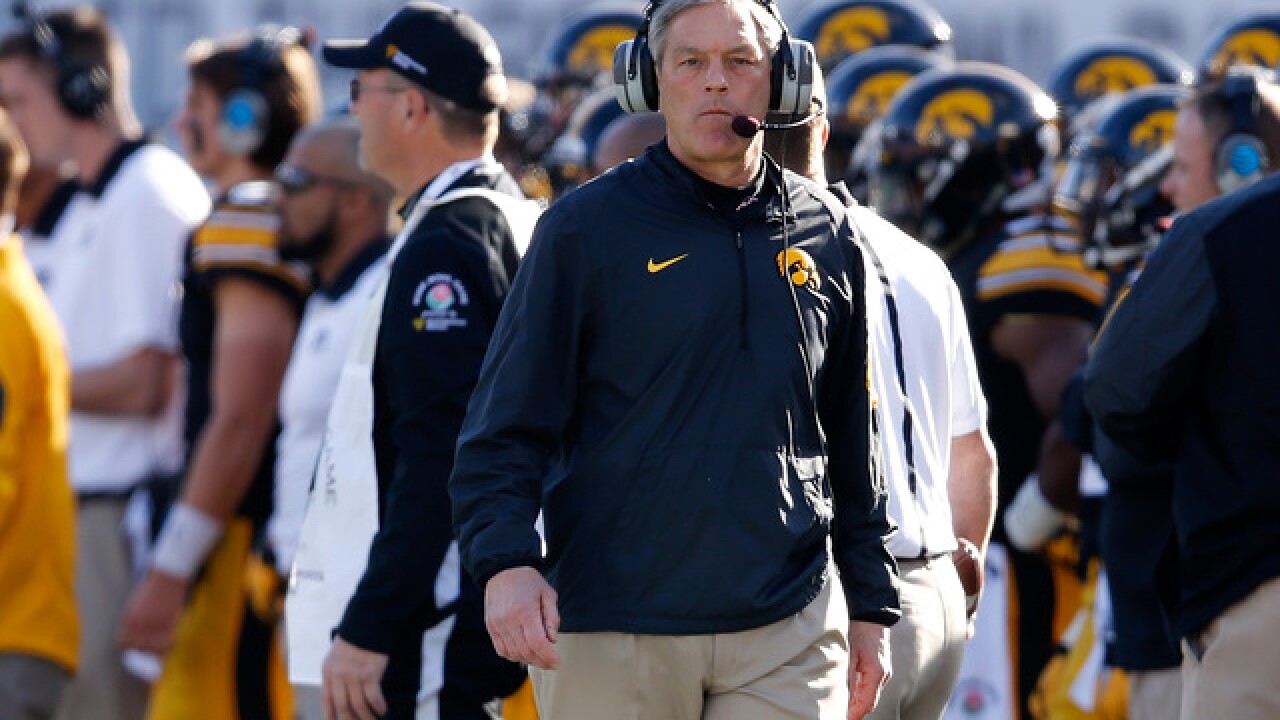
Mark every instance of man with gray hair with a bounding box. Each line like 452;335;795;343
450;0;899;718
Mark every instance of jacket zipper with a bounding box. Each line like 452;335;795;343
735;229;748;350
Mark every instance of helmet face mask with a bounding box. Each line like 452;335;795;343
1053;86;1185;268
1054;144;1116;244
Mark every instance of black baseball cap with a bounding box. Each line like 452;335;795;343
323;2;506;111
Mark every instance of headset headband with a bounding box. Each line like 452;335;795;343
1222;68;1264;134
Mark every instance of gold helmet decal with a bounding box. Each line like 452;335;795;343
848;71;915;124
914;88;996;145
816;7;892;66
1210;29;1280;76
778;248;821;291
1128;109;1177;155
567;25;636;74
1073;56;1158;101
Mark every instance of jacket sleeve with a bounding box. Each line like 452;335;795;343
821;216;900;627
1083;214;1216;465
450;203;584;589
336;219;507;654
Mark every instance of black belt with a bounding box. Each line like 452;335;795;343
895;551;949;569
76;488;136;505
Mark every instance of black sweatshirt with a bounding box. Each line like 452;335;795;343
451;142;900;635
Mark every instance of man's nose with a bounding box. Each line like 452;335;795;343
703;58;728;93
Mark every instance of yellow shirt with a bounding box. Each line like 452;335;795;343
0;233;77;672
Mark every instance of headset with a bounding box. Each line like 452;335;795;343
1213;67;1272;194
12;1;111;120
612;0;816;116
218;24;302;157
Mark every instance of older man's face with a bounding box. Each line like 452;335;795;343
656;1;772;173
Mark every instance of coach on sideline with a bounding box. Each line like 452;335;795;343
450;0;900;718
309;4;534;719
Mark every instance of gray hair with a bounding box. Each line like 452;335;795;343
649;0;784;69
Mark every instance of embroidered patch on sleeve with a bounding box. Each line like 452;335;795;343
411;273;470;332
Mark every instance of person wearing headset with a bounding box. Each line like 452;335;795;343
450;1;900;718
0;8;209;720
764;64;997;720
1160;69;1280;213
115;26;321;720
1084;67;1280;720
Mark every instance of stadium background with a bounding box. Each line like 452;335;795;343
7;0;1277;130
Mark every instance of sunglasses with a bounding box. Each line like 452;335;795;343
275;164;356;195
349;77;410;104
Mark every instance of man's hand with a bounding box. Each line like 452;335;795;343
952;537;984;639
117;570;189;654
323;637;389;720
485;566;560;670
847;620;891;720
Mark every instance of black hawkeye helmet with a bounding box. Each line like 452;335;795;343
826;44;947;197
793;0;952;71
533;7;643;95
872;62;1059;258
1046;39;1192;130
1197;12;1280;83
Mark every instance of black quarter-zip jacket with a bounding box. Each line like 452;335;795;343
451;141;900;634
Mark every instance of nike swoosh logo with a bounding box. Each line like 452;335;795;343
647;254;689;273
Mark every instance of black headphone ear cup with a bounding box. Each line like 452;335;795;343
638;36;660;112
218;88;268;157
769;42;784;111
770;38;815;115
1214;133;1269;194
613;36;659;113
57;62;110;120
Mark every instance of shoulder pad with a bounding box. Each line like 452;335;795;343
977;220;1108;307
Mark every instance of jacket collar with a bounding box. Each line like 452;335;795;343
84;139;148;198
398;159;506;222
647;140;791;225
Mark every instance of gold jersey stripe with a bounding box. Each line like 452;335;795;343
977;275;1107;306
194;226;279;251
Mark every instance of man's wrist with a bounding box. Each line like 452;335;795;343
150;503;223;580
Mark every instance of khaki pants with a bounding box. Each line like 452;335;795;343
866;555;966;720
1182;575;1280;720
531;577;849;720
56;498;149;720
290;684;324;720
1128;667;1180;720
0;654;69;720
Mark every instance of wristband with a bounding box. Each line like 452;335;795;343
1003;473;1069;552
151;503;223;580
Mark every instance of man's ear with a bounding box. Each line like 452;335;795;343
401;87;428;128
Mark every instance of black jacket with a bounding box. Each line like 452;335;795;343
450;142;899;635
1085;173;1280;639
337;163;526;709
